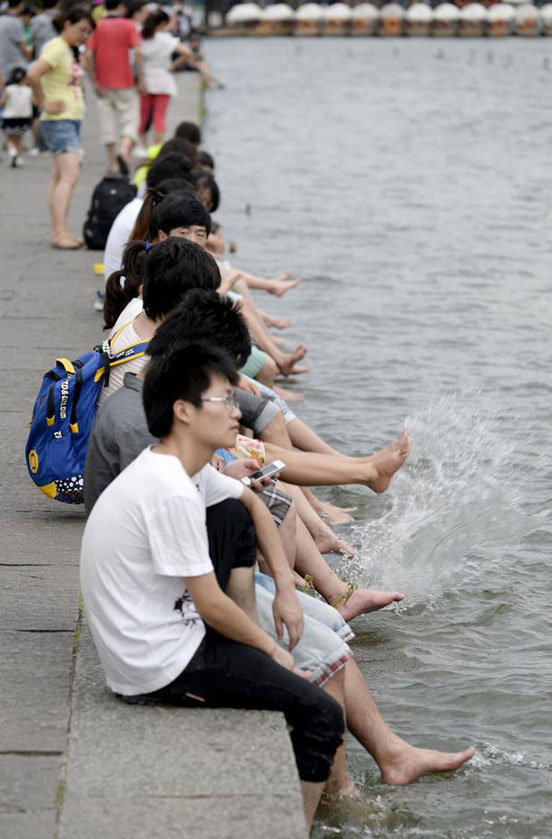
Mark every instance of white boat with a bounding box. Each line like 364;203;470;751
323;2;352;35
488;3;515;37
405;3;433;37
433;2;460;36
516;2;540;35
226;2;263;27
295;2;324;35
460;2;488;37
258;3;295;34
380;2;405;36
351;3;380;36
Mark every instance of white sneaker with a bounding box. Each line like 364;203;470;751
29;146;39;156
13;156;24;168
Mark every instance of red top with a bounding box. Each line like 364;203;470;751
88;17;141;89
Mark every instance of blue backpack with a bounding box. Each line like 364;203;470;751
25;329;148;504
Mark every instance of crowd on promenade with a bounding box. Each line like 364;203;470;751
16;3;475;831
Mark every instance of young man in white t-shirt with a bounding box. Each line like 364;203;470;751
80;343;345;829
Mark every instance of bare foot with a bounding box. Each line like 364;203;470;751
313;529;355;558
269;273;301;297
336;588;405;622
276;345;307;377
322;777;361;802
263;315;291;330
273;385;304;401
311;498;357;525
380;743;476;785
366;430;412;494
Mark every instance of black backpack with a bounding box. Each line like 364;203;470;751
83;175;137;250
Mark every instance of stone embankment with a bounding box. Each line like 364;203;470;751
0;73;307;839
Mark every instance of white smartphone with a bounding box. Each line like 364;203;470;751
241;460;286;486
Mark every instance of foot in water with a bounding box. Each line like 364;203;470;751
365;430;412;494
273;385;304;401
380;742;476;785
313;529;355;558
276;345;307;377
336;588;405;622
313;498;358;525
269;272;301;297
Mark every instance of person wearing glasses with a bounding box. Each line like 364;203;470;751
80;342;345;831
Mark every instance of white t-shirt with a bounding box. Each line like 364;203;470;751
80;447;244;696
3;84;33;119
103;196;143;282
141;32;179;96
99;315;148;406
111;295;144;334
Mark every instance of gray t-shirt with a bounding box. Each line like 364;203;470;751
30;10;57;58
0;14;28;76
84;373;154;515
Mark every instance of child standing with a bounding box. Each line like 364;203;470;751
0;67;34;168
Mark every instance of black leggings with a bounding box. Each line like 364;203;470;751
132;498;344;784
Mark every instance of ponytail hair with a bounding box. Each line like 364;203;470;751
129;186;166;243
103;240;148;330
129;177;195;242
141;9;169;39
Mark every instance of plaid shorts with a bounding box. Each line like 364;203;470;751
259;480;293;526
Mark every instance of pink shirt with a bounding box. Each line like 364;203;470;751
88;17;140;89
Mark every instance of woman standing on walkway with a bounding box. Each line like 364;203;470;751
139;9;202;148
27;9;94;249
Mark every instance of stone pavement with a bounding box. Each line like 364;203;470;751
0;74;307;839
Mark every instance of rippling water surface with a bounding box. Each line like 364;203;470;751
204;38;552;838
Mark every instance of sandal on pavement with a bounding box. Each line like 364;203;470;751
51;234;84;250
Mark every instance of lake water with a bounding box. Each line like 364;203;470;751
203;38;552;838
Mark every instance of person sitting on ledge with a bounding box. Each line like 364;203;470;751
80;343;345;830
83;304;476;805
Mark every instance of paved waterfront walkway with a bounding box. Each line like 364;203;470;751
0;75;307;839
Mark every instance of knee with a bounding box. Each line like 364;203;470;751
259;356;278;383
260;409;288;445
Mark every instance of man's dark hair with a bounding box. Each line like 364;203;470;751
175;121;201;146
148;289;252;369
150;193;211;239
146;152;191;189
157;136;197;168
42;0;59;9
142;237;221;321
8;0;24;8
143;344;239;439
197;150;215;171
105;0;126;11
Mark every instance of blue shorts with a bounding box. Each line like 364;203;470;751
40;119;81;155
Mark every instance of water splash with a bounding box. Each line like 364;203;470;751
348;394;531;604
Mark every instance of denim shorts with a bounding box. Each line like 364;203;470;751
40;119;81;155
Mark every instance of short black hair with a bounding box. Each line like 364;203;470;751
175;121;201;146
146;152;192;189
197;150;215;170
142;237;221;321
105;0;125;11
148;289;252;369
42;0;58;8
150;192;211;239
157;136;197;168
143;344;239;439
8;66;26;84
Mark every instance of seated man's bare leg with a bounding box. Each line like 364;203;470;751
225;565;259;625
343;658;475;783
322;667;360;800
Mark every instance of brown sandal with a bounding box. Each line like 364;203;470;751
51;233;83;250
